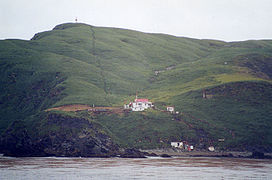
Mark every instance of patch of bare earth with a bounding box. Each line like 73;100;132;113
46;104;125;114
46;104;92;112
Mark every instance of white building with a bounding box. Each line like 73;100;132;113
171;142;183;148
166;106;175;113
124;98;153;111
208;146;215;152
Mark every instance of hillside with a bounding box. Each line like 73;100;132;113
0;23;272;156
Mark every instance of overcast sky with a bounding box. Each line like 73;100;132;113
1;0;272;41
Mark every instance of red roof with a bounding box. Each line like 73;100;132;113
135;99;149;102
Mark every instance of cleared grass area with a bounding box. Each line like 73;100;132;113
215;73;267;83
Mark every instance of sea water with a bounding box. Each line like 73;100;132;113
0;156;271;179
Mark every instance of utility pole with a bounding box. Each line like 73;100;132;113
202;89;206;99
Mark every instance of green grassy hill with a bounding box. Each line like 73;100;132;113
0;23;272;154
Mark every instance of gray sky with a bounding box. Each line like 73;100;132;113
1;0;272;41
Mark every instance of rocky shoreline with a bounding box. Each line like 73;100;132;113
1;147;272;159
142;149;272;159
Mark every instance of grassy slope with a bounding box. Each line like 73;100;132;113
1;23;272;151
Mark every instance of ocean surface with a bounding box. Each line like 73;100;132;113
0;156;271;180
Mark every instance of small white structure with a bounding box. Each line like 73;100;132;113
124;98;153;111
167;106;175;113
171;142;183;148
208;146;215;152
124;104;130;109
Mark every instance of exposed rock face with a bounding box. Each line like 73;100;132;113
119;148;147;158
0;113;120;157
250;151;265;159
160;154;172;158
0;121;40;157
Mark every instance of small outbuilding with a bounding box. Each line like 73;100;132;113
208;146;215;152
167;106;175;113
171;142;183;148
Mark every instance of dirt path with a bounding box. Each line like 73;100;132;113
46;104;92;112
46;104;124;113
90;26;110;105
